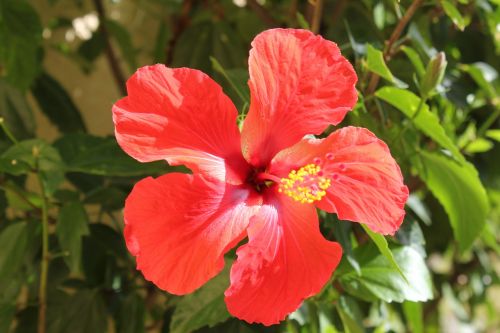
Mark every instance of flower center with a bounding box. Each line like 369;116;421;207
278;163;331;204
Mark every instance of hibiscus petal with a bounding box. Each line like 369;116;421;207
124;173;261;294
241;28;358;167
113;65;249;183
269;126;409;235
224;190;342;325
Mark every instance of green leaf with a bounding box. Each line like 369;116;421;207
0;303;15;333
296;12;310;30
485;129;500;142
210;57;249;104
170;263;232;333
56;201;90;274
0;139;64;194
464;138;494;154
401;46;426;78
366;44;394;82
415;151;489;250
375;87;464;163
336;245;433;303
361;224;408;283
335;296;364;333
118;293;145;333
106;19;138;72
57;289;108;333
172;20;245;75
0;79;35;140
460;63;498;100
152;21;170;63
54;133;171;176
403;301;423;333
441;0;466;31
0;0;42;90
0;222;29;283
31;72;87;133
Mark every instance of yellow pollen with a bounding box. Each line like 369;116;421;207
278;163;331;204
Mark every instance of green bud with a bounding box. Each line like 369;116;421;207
420;52;447;99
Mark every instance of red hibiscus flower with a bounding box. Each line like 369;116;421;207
112;28;409;325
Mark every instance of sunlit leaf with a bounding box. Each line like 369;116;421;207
415;151;489;250
375;87;464;163
170;263;232;333
336;245;433;303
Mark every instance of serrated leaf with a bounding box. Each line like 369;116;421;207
415;151;489;250
336;245;433;303
375;87;464;163
31;72;87;133
170;263;231;333
56;201;90;274
361;224;407;283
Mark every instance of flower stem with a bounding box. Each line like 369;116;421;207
36;164;50;333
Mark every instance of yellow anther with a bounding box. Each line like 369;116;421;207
278;163;332;204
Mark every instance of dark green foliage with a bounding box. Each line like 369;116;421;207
0;0;499;332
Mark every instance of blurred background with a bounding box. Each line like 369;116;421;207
0;0;499;332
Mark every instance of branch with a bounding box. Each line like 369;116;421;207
365;0;424;95
165;0;193;65
247;0;279;27
310;0;324;34
92;0;127;96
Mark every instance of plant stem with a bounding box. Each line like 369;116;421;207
92;0;127;96
365;0;423;95
165;0;193;65
0;117;19;144
36;167;50;333
310;0;324;34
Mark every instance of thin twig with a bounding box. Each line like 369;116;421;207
365;0;424;95
247;0;279;27
92;0;127;96
165;0;193;65
310;0;324;34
